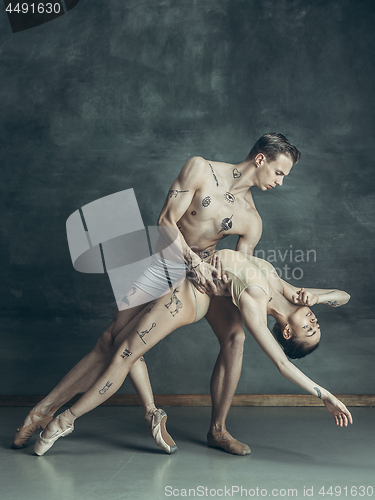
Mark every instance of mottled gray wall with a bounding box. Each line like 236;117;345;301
1;0;374;396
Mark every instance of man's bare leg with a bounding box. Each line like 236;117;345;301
205;296;250;455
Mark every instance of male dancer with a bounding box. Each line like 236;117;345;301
13;133;300;455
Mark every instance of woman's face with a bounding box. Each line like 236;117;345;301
288;306;321;346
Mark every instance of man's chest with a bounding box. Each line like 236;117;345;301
183;188;262;237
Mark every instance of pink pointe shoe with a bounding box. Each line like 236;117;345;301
145;408;177;454
34;411;74;456
12;411;54;449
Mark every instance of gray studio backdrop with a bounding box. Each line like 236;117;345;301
1;0;374;396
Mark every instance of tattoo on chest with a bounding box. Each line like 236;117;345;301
202;196;211;207
164;288;182;317
209;163;219;186
168;189;189;198
137;322;156;344
314;387;322;399
198;250;210;260
233;168;241;178
218;215;233;234
224;192;235;204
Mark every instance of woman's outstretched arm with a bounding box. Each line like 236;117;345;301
238;291;353;427
280;279;350;307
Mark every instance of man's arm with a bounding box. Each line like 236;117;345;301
157;156;219;294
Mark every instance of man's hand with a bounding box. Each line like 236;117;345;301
188;254;228;295
292;288;319;306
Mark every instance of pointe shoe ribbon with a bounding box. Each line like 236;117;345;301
207;430;251;456
13;412;54;449
145;408;177;454
34;422;74;456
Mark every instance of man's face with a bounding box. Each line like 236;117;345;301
256;153;294;191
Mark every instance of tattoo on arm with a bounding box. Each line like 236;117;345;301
137;323;156;344
202;196;211;207
168;189;189;198
208;163;219;186
99;381;113;395
327;300;339;307
120;349;132;359
218;215;233;234
314;387;322;399
233;168;241;178
198;250;210;260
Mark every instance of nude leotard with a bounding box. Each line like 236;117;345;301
216;249;279;307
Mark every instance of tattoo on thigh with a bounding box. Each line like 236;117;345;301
314;387;322;399
208;163;219;186
139;357;145;362
145;301;156;314
120;349;132;359
218;215;233;234
168;189;189;198
224;192;235;204
99;381;113;395
121;286;137;306
137;323;156;344
233;168;241;178
164;288;182;317
202;196;211;207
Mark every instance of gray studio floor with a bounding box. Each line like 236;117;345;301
1;406;374;500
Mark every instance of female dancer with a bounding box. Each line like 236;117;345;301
33;249;352;456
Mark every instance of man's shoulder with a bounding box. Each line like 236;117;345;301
183;156;208;170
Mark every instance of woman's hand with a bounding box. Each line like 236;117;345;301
322;393;353;427
292;288;319;306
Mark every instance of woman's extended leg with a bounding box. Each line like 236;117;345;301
35;282;198;455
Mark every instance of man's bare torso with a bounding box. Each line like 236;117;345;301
175;158;262;257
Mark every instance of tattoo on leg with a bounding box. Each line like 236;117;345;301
139;357;145;362
137;323;156;344
168;189;189;198
99;381;113;395
224;192;235;204
145;301;156;314
327;300;339;307
233;168;241;178
268;296;273;303
121;286;137;306
120;349;132;359
164;288;182;317
314;387;322;399
218;215;233;234
202;196;211;207
208;163;219;186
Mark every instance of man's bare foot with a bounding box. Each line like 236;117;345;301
207;430;251;456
